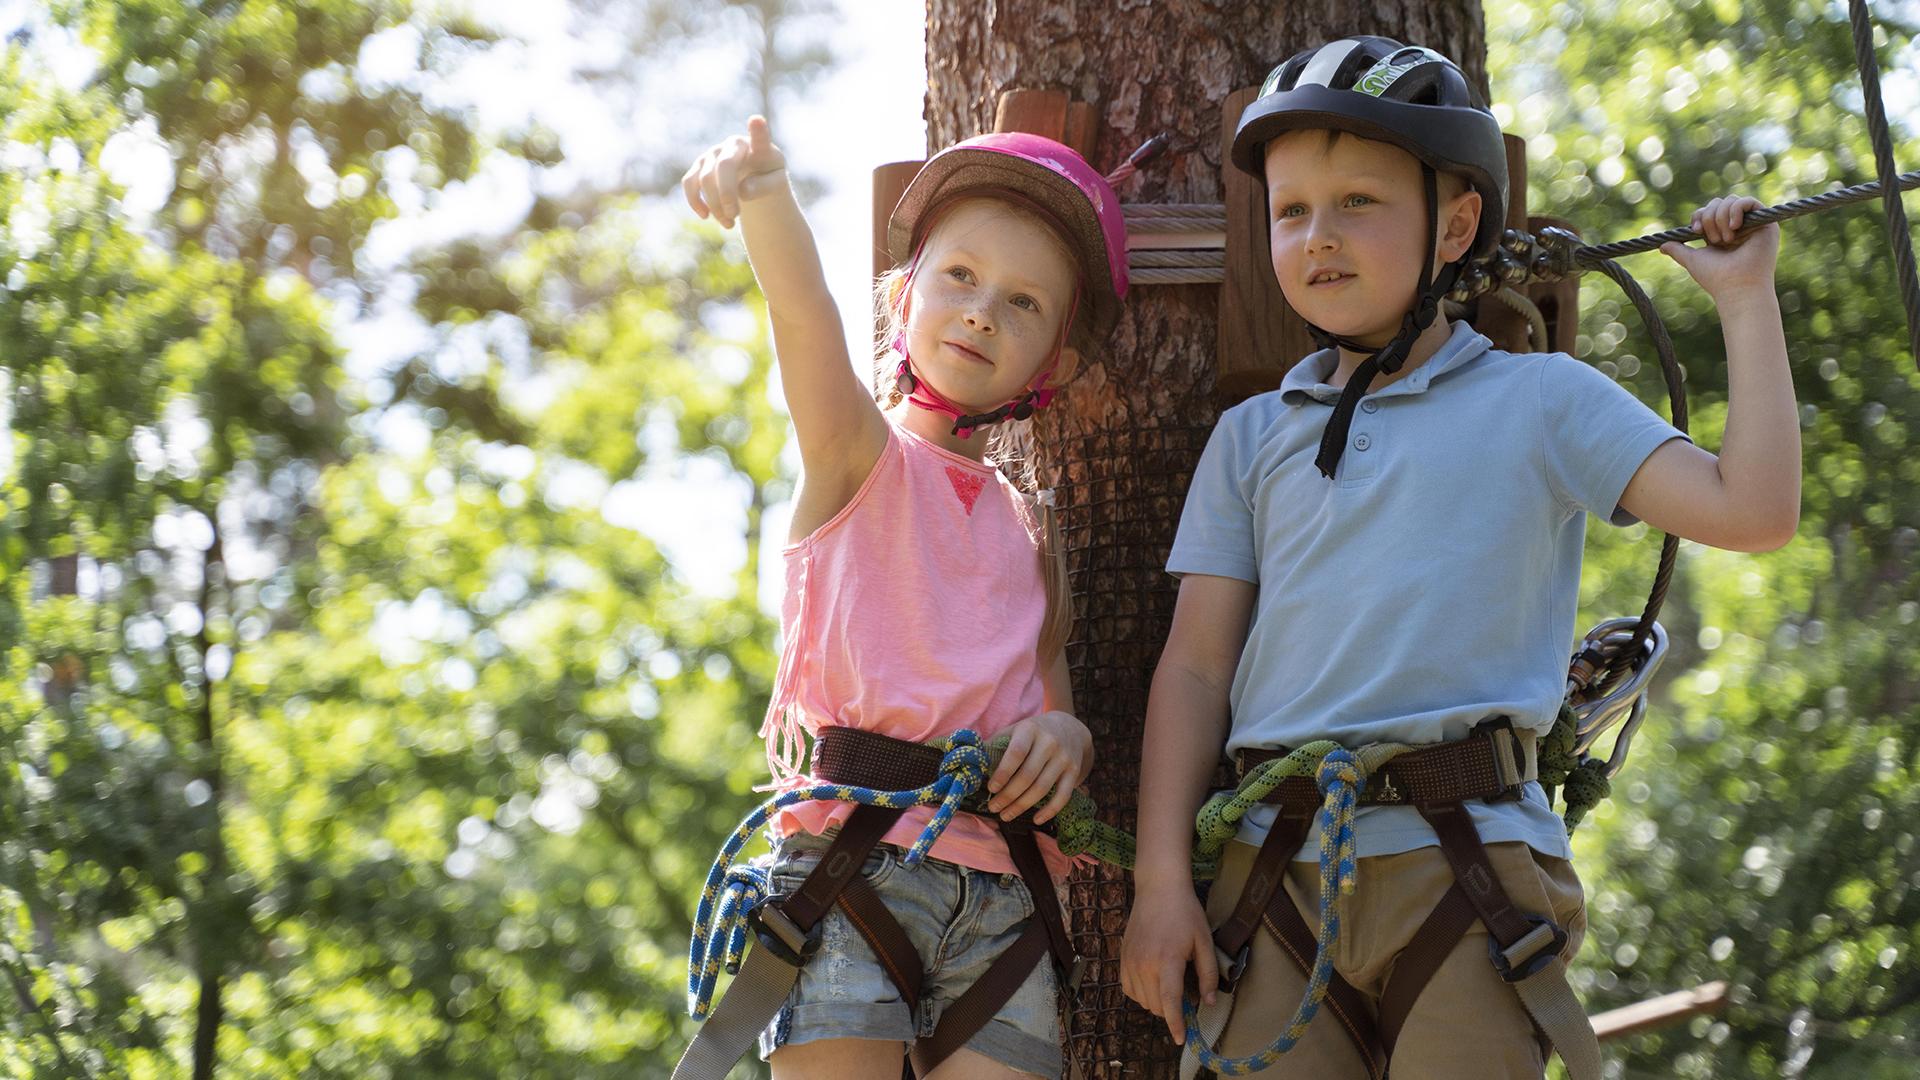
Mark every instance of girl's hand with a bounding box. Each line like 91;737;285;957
1660;195;1780;302
985;711;1092;825
681;115;788;229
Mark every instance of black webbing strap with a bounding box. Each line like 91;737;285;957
1001;815;1078;973
1212;803;1314;976
1257;878;1386;1080
673;803;907;1080
909;811;1079;1075
1416;802;1546;956
800;728;1082;1077
911;920;1052;1075
1235;721;1535;808
1411;800;1590;1075
1374;880;1477;1057
837;873;924;1013
774;803;906;933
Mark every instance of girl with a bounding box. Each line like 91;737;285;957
680;117;1129;1080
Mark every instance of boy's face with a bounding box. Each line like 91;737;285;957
904;198;1078;410
1263;130;1481;347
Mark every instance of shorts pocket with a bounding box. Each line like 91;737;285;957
1000;870;1038;920
769;840;899;893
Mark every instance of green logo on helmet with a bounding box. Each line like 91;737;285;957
1355;47;1447;97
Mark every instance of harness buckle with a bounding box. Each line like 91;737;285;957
1218;943;1253;993
1488;915;1567;983
749;898;820;968
1067;955;1088;993
1473;717;1528;802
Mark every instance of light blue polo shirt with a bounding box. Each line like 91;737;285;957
1168;322;1687;860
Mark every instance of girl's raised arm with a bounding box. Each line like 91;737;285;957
682;116;889;506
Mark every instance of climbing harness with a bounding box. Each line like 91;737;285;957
1173;723;1607;1080
676;726;1132;1079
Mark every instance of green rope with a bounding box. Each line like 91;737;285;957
972;701;1619;865
1189;740;1411;880
1537;704;1613;834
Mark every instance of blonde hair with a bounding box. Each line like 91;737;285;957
872;204;1083;667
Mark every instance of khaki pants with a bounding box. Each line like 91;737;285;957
1203;838;1587;1079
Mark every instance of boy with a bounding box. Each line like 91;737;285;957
1119;36;1798;1080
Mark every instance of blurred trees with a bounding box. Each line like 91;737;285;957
1486;0;1920;1074
0;0;820;1075
3;0;1917;1077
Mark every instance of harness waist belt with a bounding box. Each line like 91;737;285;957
815;727;1058;834
1235;722;1538;807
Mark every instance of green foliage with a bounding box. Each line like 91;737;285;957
1490;0;1920;1073
0;1;805;1076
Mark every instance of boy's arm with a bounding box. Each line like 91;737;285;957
1619;197;1800;551
1122;572;1256;1042
684;117;888;500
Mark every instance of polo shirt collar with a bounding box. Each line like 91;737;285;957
1280;322;1493;406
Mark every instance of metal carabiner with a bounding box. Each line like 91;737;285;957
1569;617;1669;761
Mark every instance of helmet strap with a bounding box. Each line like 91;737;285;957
1311;166;1463;479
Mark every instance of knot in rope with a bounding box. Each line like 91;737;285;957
1190;740;1344;879
907;731;993;866
1315;748;1364;902
1560;758;1613;834
1314;747;1364;799
1537;704;1579;790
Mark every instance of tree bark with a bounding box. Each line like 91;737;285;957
923;3;1486;1073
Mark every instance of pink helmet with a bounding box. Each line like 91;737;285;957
887;132;1130;345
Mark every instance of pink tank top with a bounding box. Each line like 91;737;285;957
760;424;1077;878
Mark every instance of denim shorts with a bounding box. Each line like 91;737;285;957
755;829;1063;1078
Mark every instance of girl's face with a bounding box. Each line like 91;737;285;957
1263;130;1479;347
902;199;1079;411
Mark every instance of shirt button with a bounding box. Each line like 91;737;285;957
1361;400;1380;413
1354;434;1372;451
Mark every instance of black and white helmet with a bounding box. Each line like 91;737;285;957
1231;36;1508;259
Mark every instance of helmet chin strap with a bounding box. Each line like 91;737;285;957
1308;166;1463;479
894;356;1057;439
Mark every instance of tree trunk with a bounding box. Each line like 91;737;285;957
923;4;1487;1073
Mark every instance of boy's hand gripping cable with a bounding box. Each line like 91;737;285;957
1458;0;1920;370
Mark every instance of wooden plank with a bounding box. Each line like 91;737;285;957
992;89;1070;141
872;161;923;280
1215;85;1312;403
1126;229;1227;252
1064;101;1097;159
1591;981;1728;1041
872;160;925;346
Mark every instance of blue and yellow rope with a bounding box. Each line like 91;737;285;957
1180;742;1408;1075
686;729;993;1018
